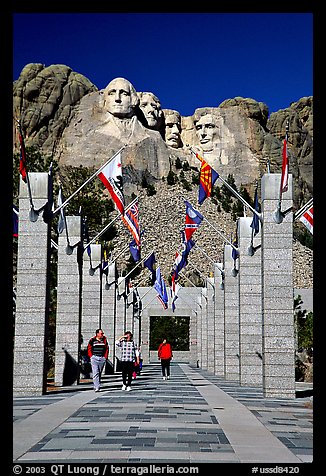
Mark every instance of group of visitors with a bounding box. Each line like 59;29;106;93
87;329;173;392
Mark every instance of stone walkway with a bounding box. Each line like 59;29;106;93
13;363;313;464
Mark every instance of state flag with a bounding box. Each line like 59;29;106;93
280;133;289;194
198;158;219;205
154;266;168;309
97;153;124;214
121;199;140;245
184;201;204;242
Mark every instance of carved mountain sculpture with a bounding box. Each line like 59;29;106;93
13;64;313;208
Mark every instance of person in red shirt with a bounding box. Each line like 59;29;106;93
158;338;173;380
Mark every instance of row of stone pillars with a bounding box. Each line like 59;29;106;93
13;172;295;398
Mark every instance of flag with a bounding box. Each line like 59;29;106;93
57;186;66;234
170;274;181;312
198;158;219;205
144;252;156;284
184;200;204;242
250;187;260;236
129;238;141;262
43;162;54;224
82;217;91;257
121;199;140;245
231;237;239;261
299;205;313;235
172;238;195;280
13;205;18;237
102;249;109;275
97;152;124;214
18;125;27;183
154;266;168;309
280;131;289;194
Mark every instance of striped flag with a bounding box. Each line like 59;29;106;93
18;125;27;183
121;199;140;245
97;152;124;214
280;129;289;194
299;205;313;235
154;266;168;309
170;274;181;312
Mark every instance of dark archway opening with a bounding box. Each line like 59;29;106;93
149;316;190;351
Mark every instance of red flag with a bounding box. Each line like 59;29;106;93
299;205;313;235
280;135;289;194
18;127;27;183
97;153;124;214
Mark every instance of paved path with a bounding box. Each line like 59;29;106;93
13;363;313;464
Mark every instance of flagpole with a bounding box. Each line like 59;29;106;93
188;265;215;289
119;249;155;283
179;271;197;288
294;198;313;221
193;243;224;274
52;145;126;215
187;146;262;222
83;196;138;249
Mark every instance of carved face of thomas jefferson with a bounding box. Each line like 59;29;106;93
138;92;163;129
104;77;139;118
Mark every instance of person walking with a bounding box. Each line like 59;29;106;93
158;338;173;380
116;331;139;391
87;329;109;392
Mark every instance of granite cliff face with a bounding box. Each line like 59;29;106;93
13;64;313;288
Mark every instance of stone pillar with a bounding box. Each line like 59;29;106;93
54;216;82;386
206;278;215;373
214;263;225;376
80;244;102;352
13;173;50;396
200;287;208;370
238;217;263;387
196;291;203;368
101;262;116;366
261;174;295;398
116;277;127;339
223;244;240;381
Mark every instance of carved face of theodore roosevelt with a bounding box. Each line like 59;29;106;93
164;110;182;148
104;77;139;118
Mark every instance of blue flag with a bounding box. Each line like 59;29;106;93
129;238;141;262
154;266;168;309
172;238;195;280
13;205;18;237
250;187;260;235
144;252;156;284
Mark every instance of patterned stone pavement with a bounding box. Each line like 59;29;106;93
13;363;313;464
